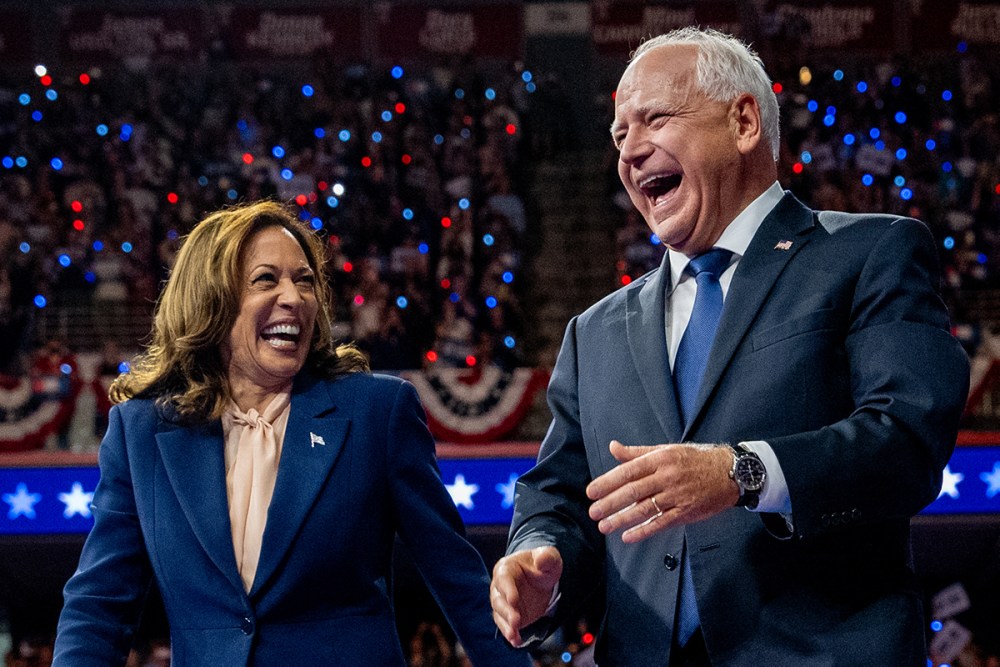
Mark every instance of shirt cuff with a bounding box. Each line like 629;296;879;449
740;440;792;514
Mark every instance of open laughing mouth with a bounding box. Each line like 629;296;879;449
638;173;682;206
261;323;302;350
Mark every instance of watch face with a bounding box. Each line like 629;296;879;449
735;456;766;491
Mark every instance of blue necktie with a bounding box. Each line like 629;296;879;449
672;247;732;646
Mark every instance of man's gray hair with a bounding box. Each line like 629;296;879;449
633;27;780;161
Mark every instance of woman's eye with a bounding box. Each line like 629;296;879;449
252;272;276;284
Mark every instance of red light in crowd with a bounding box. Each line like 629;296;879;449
463;115;473;126
295;194;308;206
426;351;438;363
79;73;91;85
465;355;477;367
621;275;632;285
318;180;328;191
611;90;616;100
440;278;451;289
40;75;52;86
72;219;85;231
361;156;372;167
582;633;594;645
401;154;412;165
70;200;83;213
441;217;452;228
995;183;1000;195
343;261;354;273
792;162;804;174
308;192;317;203
505;124;517;135
395;102;406;114
353;294;365;306
166;192;179;204
772;82;783;94
242;153;253;165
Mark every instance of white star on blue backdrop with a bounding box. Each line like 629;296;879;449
980;462;1000;499
496;473;518;509
58;482;94;518
446;474;479;510
3;483;42;520
939;465;964;500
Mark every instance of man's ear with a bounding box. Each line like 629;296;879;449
731;93;763;155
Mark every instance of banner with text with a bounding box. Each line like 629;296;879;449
375;4;523;59
58;8;204;62
221;7;362;60
911;1;1000;50
591;0;741;56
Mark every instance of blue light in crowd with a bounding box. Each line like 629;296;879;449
894;175;906;187
227;189;238;200
483;234;495;246
874;140;886;151
19;242;30;253
926;139;936;150
942;161;953;172
896;148;907;160
167;229;178;240
237;119;248;132
894;111;907;124
455;88;465;100
301;85;314;97
46;90;57;101
298;209;310;221
485;296;498;308
402;208;414;220
32;110;42;122
891;76;902;87
280;168;293;180
861;174;874;186
833;70;844;81
801;151;812;163
391;66;404;79
958;41;968;53
18;93;30;105
458;198;470;210
121;242;133;253
60;363;72;375
34;295;46;308
650;233;661;245
930;620;944;632
84;271;95;283
197;175;209;186
826;105;837;115
372;131;383;143
50;158;63;170
122;123;133;135
338;129;351;142
502;271;514;283
15;156;27;168
326;196;339;208
843;134;855;146
93;240;104;251
434;134;444;145
272;145;285;158
942;90;953;101
900;188;913;200
806;100;818;113
314;127;325;138
115;360;131;374
58;254;71;267
979;253;988;264
397;296;408;308
504;336;516;348
96;124;108;136
310;218;323;230
823;114;835;127
944;236;955;250
2;157;13;168
525;82;536;93
561;652;572;664
869;128;880;139
485;88;496;100
381;110;392;122
521;71;532;82
449;292;460;303
856;81;868;93
418;243;429;254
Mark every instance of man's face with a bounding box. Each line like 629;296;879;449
612;44;743;255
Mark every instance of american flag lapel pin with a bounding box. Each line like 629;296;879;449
310;432;325;448
774;240;793;251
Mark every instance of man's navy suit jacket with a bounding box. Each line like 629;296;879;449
509;193;970;666
54;372;527;667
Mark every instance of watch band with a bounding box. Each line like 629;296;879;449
729;444;766;510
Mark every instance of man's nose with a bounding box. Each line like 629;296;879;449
618;130;652;165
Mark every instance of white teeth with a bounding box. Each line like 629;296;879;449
262;324;300;336
266;338;296;349
638;174;678;188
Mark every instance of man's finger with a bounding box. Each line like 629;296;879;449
608;439;660;462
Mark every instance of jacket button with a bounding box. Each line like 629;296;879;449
241;617;254;635
663;554;678;571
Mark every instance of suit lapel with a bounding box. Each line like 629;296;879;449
626;255;684;441
249;373;350;597
683;193;817;437
156;419;245;595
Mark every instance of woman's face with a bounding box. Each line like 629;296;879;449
223;226;319;394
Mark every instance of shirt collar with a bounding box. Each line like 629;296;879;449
667;181;784;288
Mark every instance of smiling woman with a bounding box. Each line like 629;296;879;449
52;201;529;667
